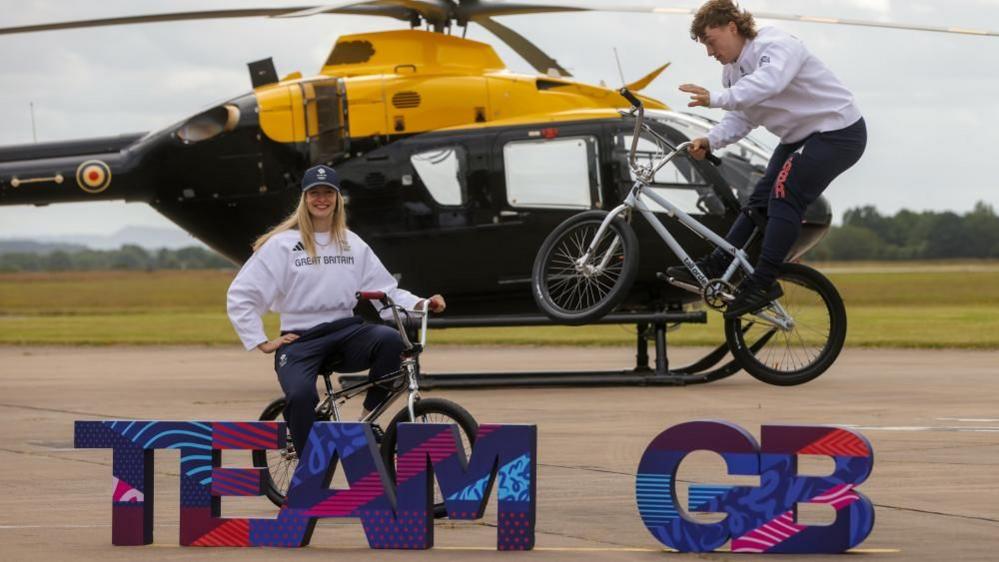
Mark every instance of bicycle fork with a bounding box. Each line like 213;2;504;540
576;204;631;274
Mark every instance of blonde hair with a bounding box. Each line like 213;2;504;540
690;0;757;41
253;190;347;258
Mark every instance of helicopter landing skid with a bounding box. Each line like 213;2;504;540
339;312;756;389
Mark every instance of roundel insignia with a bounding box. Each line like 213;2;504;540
76;160;111;194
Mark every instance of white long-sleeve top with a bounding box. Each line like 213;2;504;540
226;229;423;351
707;26;862;151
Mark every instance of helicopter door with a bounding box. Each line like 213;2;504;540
484;130;603;291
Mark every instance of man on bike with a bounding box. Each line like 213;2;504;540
668;0;867;317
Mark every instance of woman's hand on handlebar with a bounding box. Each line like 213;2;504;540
418;294;446;313
257;333;299;354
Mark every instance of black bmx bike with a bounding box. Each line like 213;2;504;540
530;88;846;386
251;291;477;518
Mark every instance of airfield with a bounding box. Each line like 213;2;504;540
1;344;997;561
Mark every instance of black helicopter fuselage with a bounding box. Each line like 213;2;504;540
0;90;830;317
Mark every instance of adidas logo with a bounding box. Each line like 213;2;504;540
292;242;305;252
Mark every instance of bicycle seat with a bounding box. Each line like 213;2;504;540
317;355;343;378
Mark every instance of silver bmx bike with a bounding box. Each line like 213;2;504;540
252;291;477;517
530;88;846;386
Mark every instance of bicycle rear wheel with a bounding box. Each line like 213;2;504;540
724;263;847;386
531;210;639;324
381;398;478;519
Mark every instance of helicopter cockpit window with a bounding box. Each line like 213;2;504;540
617;132;721;215
410;147;466;206
504;136;600;209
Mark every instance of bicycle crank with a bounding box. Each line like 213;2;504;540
703;279;736;310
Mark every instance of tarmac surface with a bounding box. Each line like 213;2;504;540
0;344;997;561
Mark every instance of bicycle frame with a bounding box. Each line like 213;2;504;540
313;301;429;425
579;106;794;330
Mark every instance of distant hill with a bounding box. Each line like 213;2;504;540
0;226;206;254
0;240;88;254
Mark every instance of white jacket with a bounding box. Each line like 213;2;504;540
226;229;422;351
707;26;862;150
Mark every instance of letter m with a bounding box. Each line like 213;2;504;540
396;423;536;551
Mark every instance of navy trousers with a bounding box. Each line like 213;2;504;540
717;117;868;285
274;316;405;455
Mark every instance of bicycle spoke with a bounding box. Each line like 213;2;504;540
741;271;836;375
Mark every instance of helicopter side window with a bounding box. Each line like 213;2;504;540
410;147;466;206
617;133;721;216
503;136;600;209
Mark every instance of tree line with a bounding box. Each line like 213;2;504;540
2;201;998;271
0;245;234;273
810;201;999;261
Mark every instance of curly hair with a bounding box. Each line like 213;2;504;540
690;0;758;41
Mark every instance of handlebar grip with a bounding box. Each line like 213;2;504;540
619;87;642;108
706;153;722;166
356;291;386;301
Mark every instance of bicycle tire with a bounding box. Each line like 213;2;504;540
252;397;332;507
380;397;479;519
724;262;847;386
531;210;639;324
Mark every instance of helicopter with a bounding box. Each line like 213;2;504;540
1;1;996;318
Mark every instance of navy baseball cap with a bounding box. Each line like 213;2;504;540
301;165;341;192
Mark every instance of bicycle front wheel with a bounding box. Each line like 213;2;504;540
531;210;639;324
381;398;478;519
724;263;847;386
252;397;333;507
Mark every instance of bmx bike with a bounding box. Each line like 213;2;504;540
531;88;846;386
252;291;477;518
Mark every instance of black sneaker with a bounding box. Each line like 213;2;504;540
724;279;784;318
369;423;385;444
664;253;726;287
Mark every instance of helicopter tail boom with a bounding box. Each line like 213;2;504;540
0;134;151;207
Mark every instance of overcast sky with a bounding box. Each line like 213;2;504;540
1;0;997;237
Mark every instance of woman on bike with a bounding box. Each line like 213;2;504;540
671;0;867;318
226;164;445;457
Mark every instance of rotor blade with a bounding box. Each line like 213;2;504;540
459;3;586;19
0;8;315;35
274;3;416;21
543;4;999;38
0;2;429;36
372;0;452;23
474;16;571;77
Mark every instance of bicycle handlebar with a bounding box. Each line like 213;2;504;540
619;87;722;170
619;87;642;108
356;291;386;301
355;291;430;352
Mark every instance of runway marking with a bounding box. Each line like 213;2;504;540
0;524;111;529
842;424;999;433
937;417;999;423
0;401;128;419
0;524;906;553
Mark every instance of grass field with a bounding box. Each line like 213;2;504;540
2;262;999;348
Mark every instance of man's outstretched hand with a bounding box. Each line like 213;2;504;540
679;84;711;108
